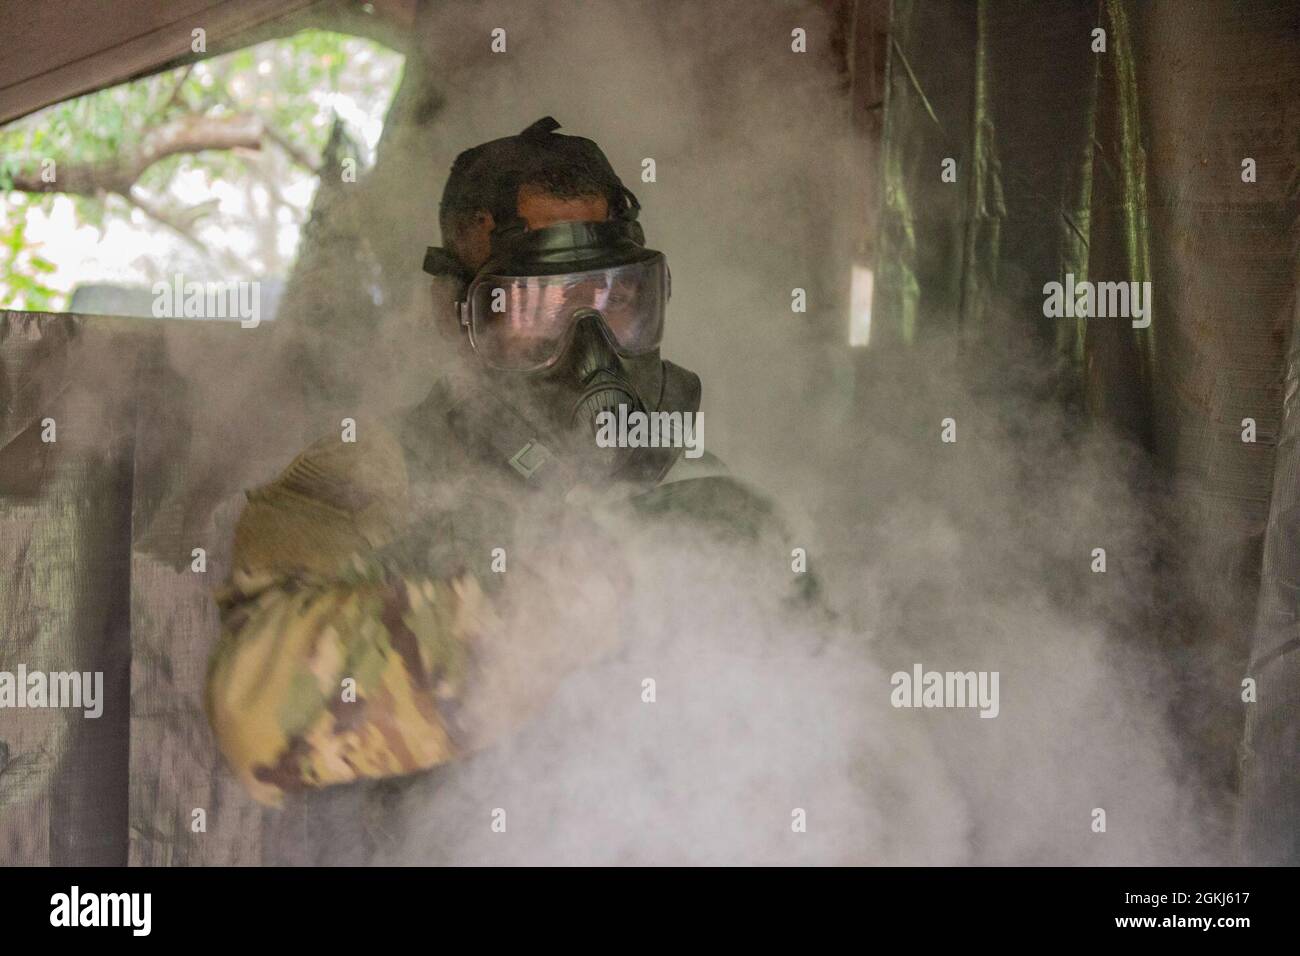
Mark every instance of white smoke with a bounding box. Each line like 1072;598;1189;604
347;0;1233;866
114;0;1234;864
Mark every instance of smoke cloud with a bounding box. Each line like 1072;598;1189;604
132;0;1235;864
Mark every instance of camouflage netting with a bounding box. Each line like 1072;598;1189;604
0;312;331;863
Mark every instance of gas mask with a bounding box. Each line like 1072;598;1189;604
424;218;701;493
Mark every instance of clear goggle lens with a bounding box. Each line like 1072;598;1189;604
462;255;669;370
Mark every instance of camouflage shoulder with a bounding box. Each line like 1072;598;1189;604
231;419;411;580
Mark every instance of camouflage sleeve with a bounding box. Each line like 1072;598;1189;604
204;425;493;806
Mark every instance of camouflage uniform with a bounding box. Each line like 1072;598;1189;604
205;378;796;818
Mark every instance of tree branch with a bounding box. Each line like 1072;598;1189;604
124;190;255;276
10;113;264;196
153;64;196;122
122;190;207;253
260;122;321;173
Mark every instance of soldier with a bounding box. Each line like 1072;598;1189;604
205;118;816;854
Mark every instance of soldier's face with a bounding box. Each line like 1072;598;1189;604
453;187;611;272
